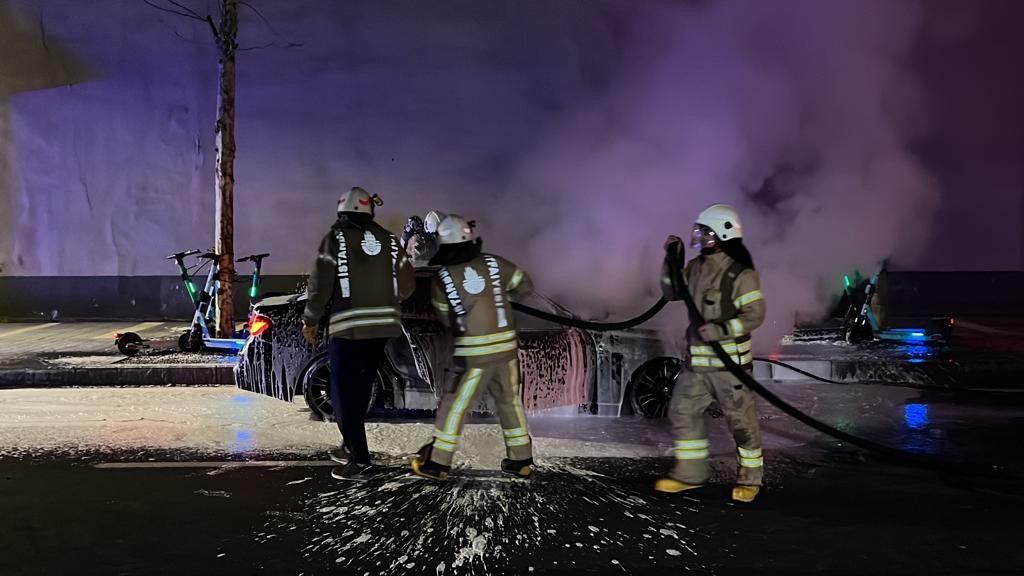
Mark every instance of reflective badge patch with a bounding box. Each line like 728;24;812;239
462;267;486;294
360;231;382;256
336;230;350;298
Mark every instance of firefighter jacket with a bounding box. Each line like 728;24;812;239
662;250;766;371
431;254;534;366
303;214;416;340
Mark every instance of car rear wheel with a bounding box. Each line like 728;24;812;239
628;357;682;419
301;354;380;422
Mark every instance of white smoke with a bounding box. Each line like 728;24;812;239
488;0;940;352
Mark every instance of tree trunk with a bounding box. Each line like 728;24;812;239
214;0;238;338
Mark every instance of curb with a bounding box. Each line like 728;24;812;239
0;365;235;388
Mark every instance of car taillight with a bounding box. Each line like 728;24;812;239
249;314;272;338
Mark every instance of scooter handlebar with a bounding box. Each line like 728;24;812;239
167;249;202;260
237;253;270;263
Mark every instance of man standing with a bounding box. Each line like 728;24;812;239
303;187;415;480
410;215;536;481
657;203;767;503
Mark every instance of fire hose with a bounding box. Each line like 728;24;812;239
508;247;1005;477
510;298;668;332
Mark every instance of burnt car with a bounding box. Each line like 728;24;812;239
235;269;680;419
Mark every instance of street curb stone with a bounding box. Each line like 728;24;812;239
0;366;235;388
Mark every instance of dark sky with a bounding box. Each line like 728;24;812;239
914;0;1024;270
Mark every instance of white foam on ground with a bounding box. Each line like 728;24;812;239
0;386;663;463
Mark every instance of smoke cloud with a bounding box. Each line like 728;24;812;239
487;0;940;352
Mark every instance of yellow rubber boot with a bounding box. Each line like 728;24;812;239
409;456;449;481
654;477;704;494
732;485;760;503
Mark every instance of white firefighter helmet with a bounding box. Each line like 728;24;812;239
424;210;447;234
337;187;382;215
695;203;743;241
436;214;477;245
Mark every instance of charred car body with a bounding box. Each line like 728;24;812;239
235;269;679;419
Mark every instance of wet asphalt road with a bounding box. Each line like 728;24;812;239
3;383;1024;575
2;449;1022;576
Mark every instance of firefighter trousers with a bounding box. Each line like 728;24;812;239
668;368;763;486
428;356;533;467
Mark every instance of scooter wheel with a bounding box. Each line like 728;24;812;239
116;332;145;356
178;331;201;352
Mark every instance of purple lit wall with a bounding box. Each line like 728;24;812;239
2;0;1021;349
2;0;629;276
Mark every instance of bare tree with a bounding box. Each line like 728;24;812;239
144;0;299;338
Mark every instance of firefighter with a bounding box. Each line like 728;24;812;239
302;187;416;480
656;203;767;503
409;214;536;481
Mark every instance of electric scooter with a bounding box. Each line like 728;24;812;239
115;251;270;356
842;273;951;345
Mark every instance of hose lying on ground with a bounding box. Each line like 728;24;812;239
753;357;1024;395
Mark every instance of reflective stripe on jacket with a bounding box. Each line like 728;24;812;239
432;254;533;365
303;216;415;340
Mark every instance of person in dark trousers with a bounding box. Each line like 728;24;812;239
302;186;415;480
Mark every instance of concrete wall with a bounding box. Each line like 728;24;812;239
0;275;305;321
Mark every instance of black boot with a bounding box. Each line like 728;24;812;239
331;461;377;481
501;458;535;478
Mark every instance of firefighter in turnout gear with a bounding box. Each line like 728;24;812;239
410;214;536;481
656;204;767;503
302;187;416;481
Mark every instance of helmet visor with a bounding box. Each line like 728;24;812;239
691;224;718;251
424;211;444;233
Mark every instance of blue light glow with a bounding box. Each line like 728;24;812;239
905;344;932;363
904;404;929;430
879;328;932;344
233;429;255;453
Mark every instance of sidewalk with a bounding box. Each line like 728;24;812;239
0;322;236;388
